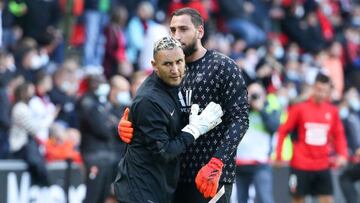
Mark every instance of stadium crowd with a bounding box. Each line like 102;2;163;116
0;0;360;202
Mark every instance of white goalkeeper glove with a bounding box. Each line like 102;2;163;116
182;102;223;139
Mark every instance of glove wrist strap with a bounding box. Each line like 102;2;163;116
182;124;201;139
210;157;224;169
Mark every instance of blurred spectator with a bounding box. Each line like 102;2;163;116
138;19;169;72
108;75;131;180
125;1;156;68
275;73;348;203
83;0;111;68
235;83;280;203
66;127;81;150
103;5;133;78
19;0;60;43
218;0;267;47
237;47;260;85
321;41;345;101
339;87;360;156
77;73;118;203
45;122;82;163
49;59;80;128
0;50;15;158
281;2;327;53
19;0;64;64
130;70;149;97
13;37;51;81
29;70;58;142
1;0;26;49
109;75;132;110
9;82;52;186
338;87;360;203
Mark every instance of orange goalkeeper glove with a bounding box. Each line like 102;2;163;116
195;157;224;198
117;108;134;143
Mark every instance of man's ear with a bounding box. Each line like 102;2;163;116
151;60;158;73
197;25;205;39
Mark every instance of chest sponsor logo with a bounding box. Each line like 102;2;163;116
178;90;192;107
304;122;330;146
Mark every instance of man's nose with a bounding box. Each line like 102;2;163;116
170;65;179;73
172;31;181;41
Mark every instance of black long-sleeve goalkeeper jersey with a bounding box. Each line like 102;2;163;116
178;50;249;183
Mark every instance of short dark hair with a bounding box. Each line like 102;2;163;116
171;7;204;27
315;72;330;84
14;82;32;103
34;70;50;86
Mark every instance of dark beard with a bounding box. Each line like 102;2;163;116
182;42;197;57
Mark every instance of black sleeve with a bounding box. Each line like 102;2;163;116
214;58;249;162
79;97;113;140
132;98;194;163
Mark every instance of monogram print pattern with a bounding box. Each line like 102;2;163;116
179;51;249;183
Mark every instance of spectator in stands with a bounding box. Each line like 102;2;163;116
1;0;27;49
49;59;80;128
77;73;118;203
281;3;327;53
108;75;131;161
235;82;280;203
29;70;58;142
83;0;111;68
103;5;132;79
9;82;57;186
19;0;63;64
130;70;148;97
125;1;156;68
338;87;360;203
320;41;345;101
0;50;17;157
45;122;82;163
218;0;267;47
14;41;44;82
275;73;348;203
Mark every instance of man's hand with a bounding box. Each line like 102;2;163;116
117;108;134;143
182;102;223;139
333;155;348;168
195;157;224;198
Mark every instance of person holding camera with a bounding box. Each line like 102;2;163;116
235;82;280;203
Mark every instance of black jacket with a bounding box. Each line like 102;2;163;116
114;73;194;203
78;93;115;157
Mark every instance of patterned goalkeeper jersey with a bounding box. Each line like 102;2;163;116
178;50;249;183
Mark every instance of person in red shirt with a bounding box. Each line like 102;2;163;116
275;73;348;203
45;123;82;164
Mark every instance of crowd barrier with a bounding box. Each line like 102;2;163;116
0;160;357;203
0;160;85;203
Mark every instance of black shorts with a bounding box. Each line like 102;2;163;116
289;168;333;196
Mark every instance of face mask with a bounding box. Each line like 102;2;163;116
60;81;71;92
274;46;284;59
348;99;360;112
278;96;289;108
116;91;132;106
288;88;297;100
95;83;110;97
30;55;43;70
339;107;349;119
286;70;300;81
